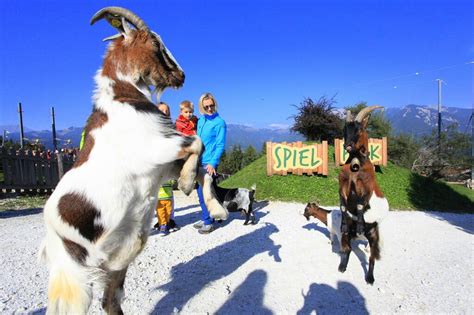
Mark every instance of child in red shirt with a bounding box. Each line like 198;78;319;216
175;100;198;136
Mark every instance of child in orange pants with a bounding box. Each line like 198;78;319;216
155;180;174;236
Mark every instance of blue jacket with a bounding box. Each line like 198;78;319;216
197;113;226;168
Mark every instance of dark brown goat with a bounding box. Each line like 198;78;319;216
338;106;389;284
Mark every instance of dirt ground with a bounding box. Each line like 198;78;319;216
0;190;472;314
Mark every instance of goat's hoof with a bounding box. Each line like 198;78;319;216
178;179;193;196
338;264;346;273
365;275;375;285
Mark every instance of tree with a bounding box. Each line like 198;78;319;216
242;145;259;168
412;124;472;180
290;96;343;143
388;133;421;168
345;102;391;138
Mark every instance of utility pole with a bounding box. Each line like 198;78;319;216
18;102;25;149
2;130;7;147
51;106;58;152
437;79;443;146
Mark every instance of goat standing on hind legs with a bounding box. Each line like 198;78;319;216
38;7;227;315
338;105;389;284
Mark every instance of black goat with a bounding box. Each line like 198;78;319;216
211;177;257;225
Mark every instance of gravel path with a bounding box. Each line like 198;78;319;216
0;191;472;314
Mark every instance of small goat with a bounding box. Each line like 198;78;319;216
338;105;389;284
38;7;226;314
210;175;257;225
303;202;342;251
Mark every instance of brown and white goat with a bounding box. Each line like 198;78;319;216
338;106;389;284
303;202;342;251
39;7;223;314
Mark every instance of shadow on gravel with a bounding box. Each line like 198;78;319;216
297;281;368;315
425;211;474;235
30;308;46;315
215;270;272;315
0;207;42;219
302;222;330;238
174;203;200;212
152;223;281;314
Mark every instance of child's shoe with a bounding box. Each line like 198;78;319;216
168;219;180;232
153;222;160;230
159;225;169;236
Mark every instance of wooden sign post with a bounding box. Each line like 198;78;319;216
334;137;388;166
266;141;328;176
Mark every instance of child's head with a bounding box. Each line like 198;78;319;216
158;101;170;117
180;100;194;120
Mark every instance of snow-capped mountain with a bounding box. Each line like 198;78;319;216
1;105;470;150
384;104;472;136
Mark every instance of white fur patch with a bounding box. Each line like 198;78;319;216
364;193;389;223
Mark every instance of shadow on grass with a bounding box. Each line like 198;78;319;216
408;173;473;213
297;281;368;315
0;207;42;219
151;223;281;314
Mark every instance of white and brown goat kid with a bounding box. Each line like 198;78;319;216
338;106;389;284
38;7;224;314
303;202;342;251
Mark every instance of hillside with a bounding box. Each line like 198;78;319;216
221;148;474;212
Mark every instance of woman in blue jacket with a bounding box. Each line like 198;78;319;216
194;92;226;234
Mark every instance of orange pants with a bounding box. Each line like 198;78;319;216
156;199;173;226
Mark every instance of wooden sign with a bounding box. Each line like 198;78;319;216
266;141;328;176
334;137;387;166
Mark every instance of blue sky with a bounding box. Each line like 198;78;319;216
0;0;472;130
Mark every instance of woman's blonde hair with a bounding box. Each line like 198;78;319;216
198;92;218;114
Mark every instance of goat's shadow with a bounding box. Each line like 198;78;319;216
0;207;43;219
302;222;368;272
215;270;272;315
302;222;330;238
151;222;281;314
297;281;368;315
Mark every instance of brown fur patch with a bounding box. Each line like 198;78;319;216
74;110;108;168
62;238;88;264
58;193;104;242
112;81;158;112
101;30;180;88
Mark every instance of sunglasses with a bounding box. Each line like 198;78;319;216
203;104;215;111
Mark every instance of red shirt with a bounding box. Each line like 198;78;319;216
176;115;198;136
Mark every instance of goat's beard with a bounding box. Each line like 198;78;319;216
153;87;164;103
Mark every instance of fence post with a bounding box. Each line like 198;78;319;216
57;152;64;180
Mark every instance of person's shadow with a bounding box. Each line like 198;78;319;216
297;281;368;315
151;222;281;314
215;270;272;315
0;207;43;219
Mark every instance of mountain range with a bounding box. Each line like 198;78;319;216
1;105;471;151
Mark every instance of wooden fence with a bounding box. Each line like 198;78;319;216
0;148;74;192
266;141;328;176
334;137;388;166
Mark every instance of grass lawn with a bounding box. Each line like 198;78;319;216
221;149;474;213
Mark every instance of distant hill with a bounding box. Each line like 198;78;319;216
384;104;472;137
1;104;470;150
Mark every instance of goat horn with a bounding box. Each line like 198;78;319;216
354;105;383;123
90;6;149;31
346;110;353;122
